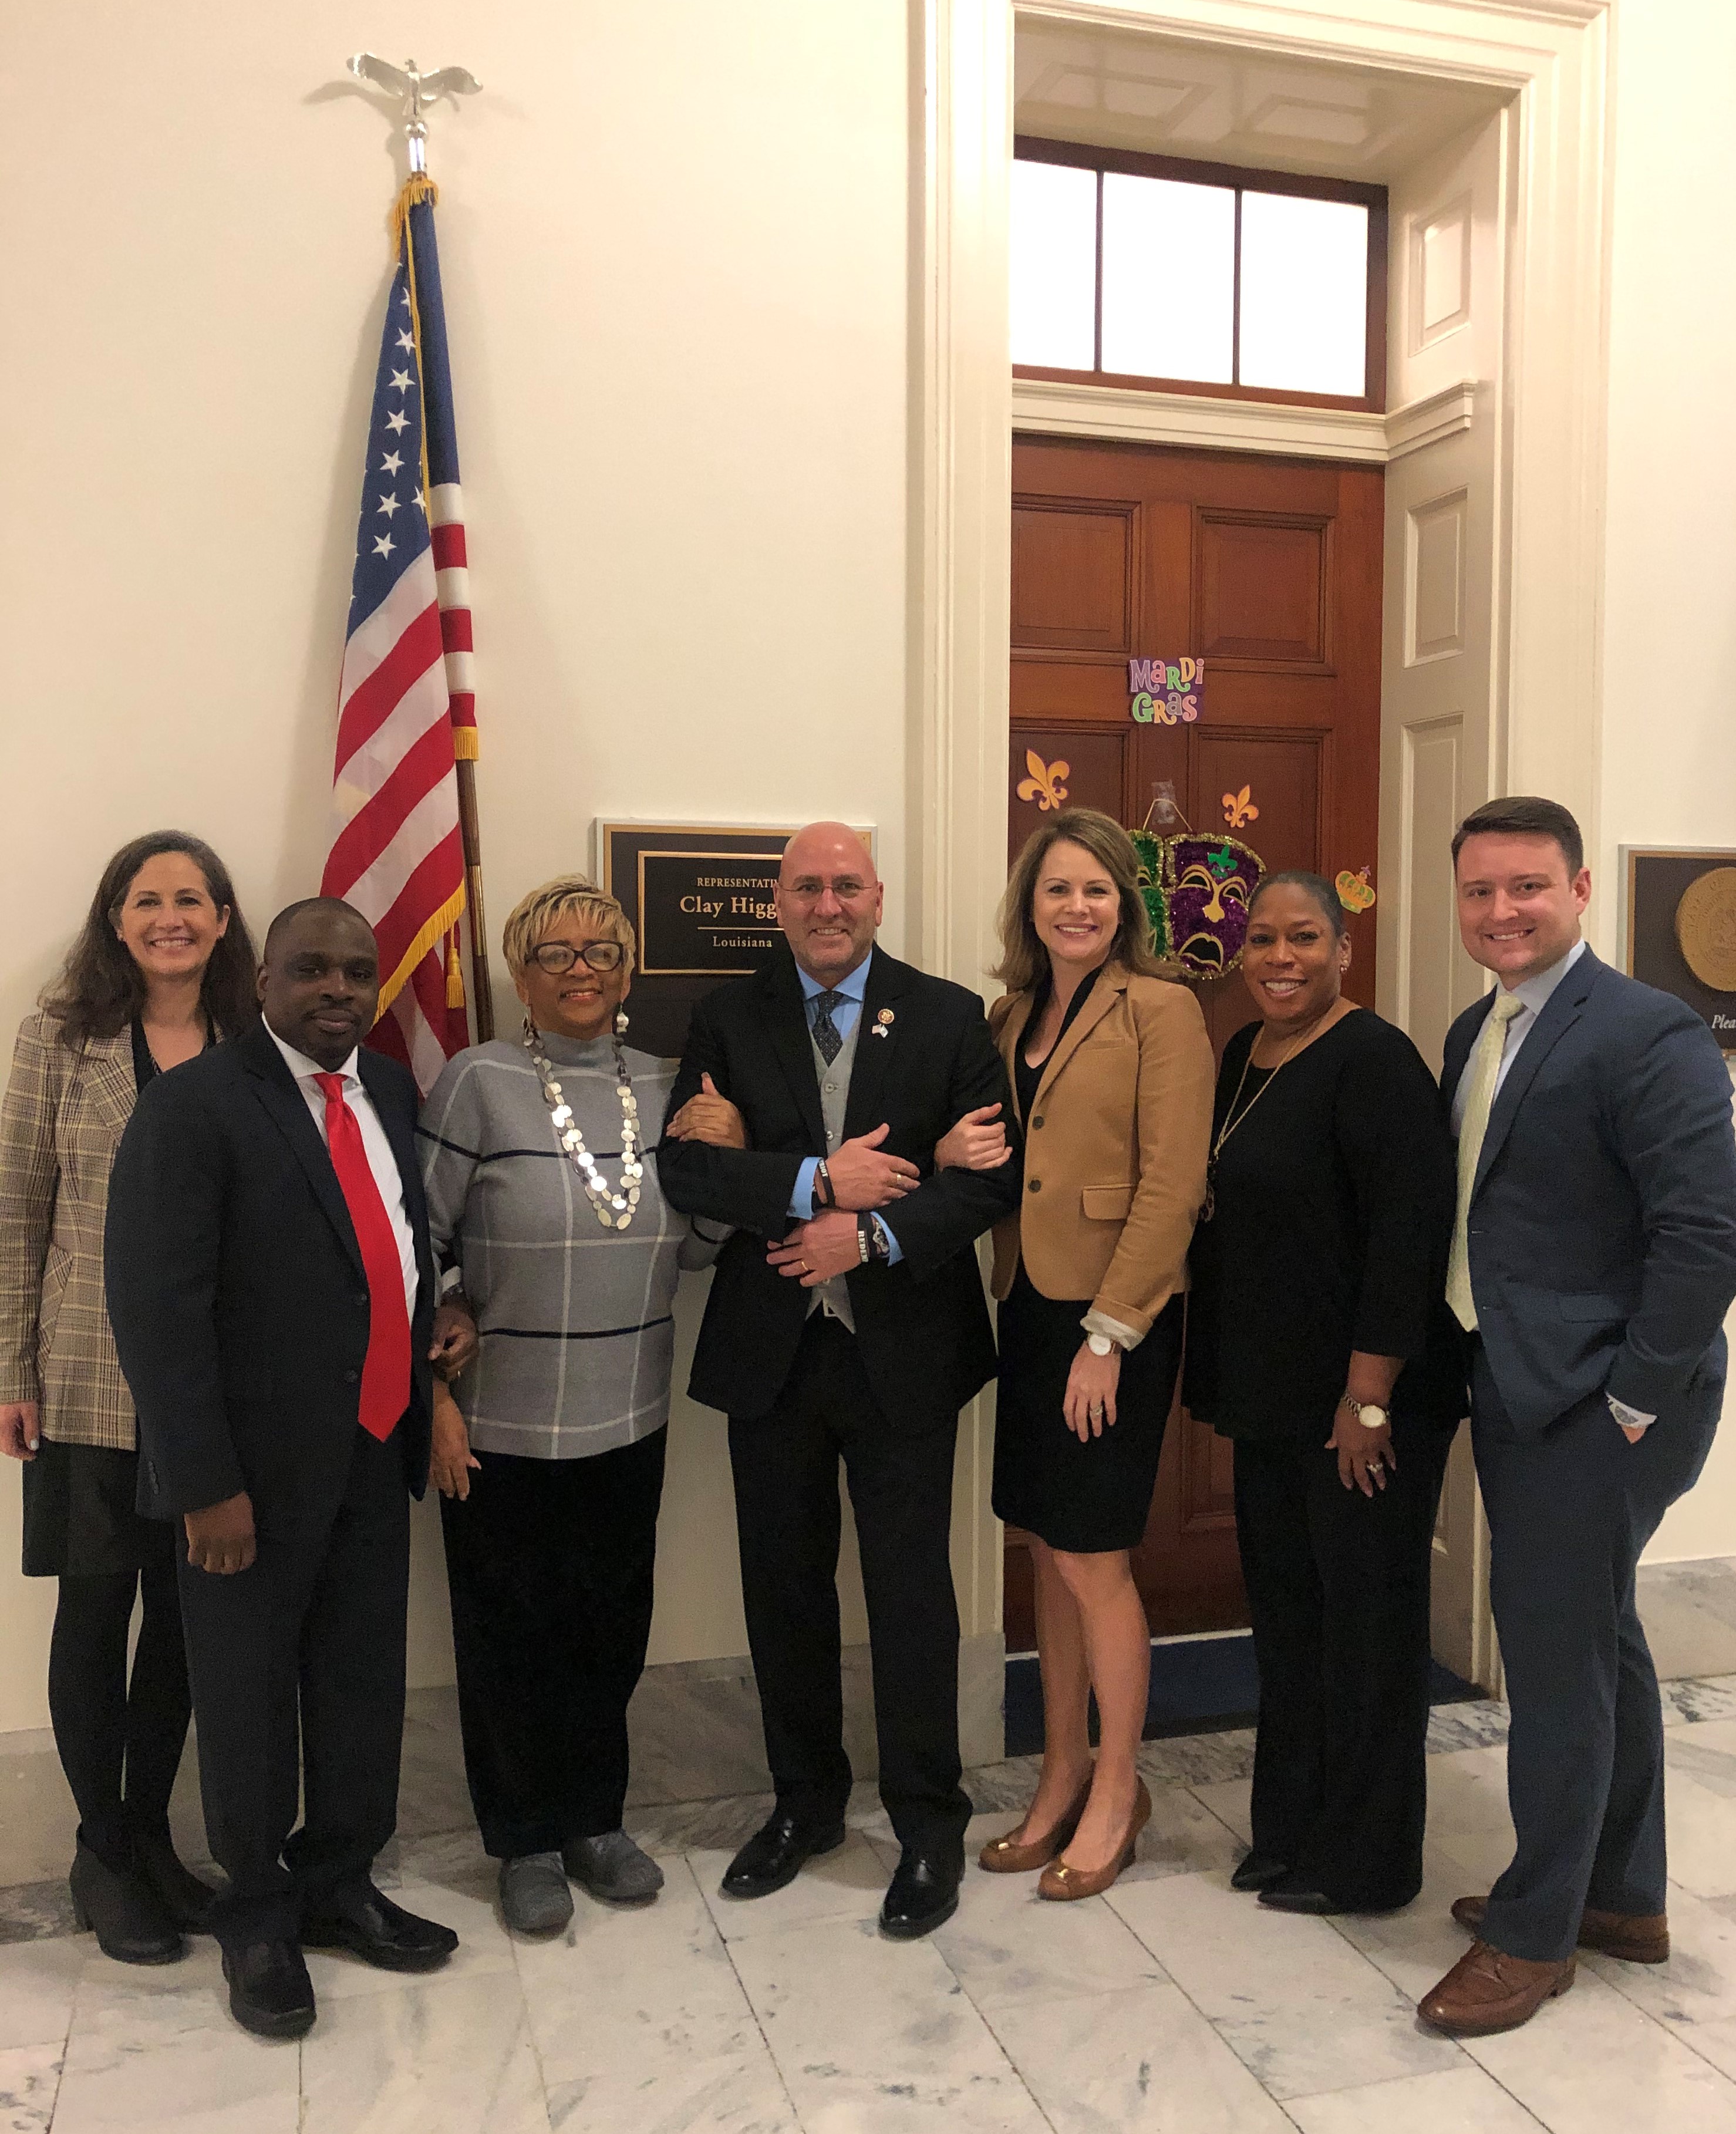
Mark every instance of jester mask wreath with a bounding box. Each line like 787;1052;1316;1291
1130;830;1265;980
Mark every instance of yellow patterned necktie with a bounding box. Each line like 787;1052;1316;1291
1446;989;1528;1331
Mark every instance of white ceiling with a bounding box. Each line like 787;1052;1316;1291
1014;22;1510;182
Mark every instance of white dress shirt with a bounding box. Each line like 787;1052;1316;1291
267;1026;419;1317
1451;938;1650;1431
1451;938;1588;1133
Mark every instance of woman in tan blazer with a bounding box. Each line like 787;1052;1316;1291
946;808;1212;1899
0;831;257;1962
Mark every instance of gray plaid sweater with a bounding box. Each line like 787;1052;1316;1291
418;1035;719;1459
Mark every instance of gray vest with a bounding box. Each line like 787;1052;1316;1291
810;1017;859;1330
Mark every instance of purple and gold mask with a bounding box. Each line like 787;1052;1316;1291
1130;830;1265;979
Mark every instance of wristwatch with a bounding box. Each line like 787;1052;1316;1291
1341;1395;1389;1431
1086;1331;1115;1358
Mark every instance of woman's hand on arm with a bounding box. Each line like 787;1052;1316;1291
665;1074;749;1149
1063;1341;1121;1441
1326;1351;1403;1496
430;1384;480;1501
934;1104;1009;1173
429;1300;478;1380
0;1401;39;1459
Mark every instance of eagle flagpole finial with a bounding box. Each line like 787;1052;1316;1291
348;53;482;175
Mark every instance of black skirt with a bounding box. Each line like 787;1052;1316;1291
21;1438;171;1579
992;1267;1182;1553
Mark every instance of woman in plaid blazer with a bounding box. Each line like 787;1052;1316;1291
0;831;257;1963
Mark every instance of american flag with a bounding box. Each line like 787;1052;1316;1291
322;181;477;1088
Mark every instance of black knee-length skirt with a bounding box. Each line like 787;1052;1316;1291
992;1266;1183;1554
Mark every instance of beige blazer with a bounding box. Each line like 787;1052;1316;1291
989;963;1214;1341
0;1014;139;1449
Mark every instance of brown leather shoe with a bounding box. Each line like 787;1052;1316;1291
1418;1939;1575;2036
1037;1779;1151;1901
978;1775;1093;1875
1451;1893;1670;1964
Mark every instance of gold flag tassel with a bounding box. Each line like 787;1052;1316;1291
446;924;467;1012
389;174;440;261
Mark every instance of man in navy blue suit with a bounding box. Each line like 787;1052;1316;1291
1418;797;1736;2038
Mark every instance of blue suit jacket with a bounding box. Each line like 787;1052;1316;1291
1442;948;1736;1435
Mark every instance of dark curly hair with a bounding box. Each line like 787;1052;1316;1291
42;831;259;1047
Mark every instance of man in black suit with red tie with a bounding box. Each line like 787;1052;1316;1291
660;822;1020;1939
106;900;472;2040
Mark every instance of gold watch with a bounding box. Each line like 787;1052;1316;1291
1341;1395;1389;1431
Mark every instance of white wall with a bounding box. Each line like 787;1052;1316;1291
0;0;911;1731
1597;0;1736;1562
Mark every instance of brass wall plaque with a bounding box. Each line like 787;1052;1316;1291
1623;848;1736;1054
1674;867;1736;993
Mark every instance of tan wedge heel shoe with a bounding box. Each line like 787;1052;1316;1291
1037;1779;1151;1901
977;1775;1094;1875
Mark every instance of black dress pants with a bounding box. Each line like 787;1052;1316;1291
49;1533;193;1876
1473;1341;1721;1963
1233;1413;1452;1910
440;1428;668;1859
175;1425;411;1948
729;1314;972;1862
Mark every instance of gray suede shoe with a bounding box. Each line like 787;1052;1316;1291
498;1852;574;1936
562;1831;664;1904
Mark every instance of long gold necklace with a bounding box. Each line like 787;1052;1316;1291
1201;1029;1307;1222
524;1026;643;1231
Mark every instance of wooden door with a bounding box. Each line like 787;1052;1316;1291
1004;435;1384;1645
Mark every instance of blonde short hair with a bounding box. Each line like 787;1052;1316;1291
501;875;638;980
993;808;1165;996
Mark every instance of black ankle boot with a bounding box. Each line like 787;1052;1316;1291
69;1840;183;1964
130;1826;219;1934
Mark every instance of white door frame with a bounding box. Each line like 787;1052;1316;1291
915;0;1613;1705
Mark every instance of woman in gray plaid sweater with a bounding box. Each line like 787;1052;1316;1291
418;875;731;1936
1;832;258;1963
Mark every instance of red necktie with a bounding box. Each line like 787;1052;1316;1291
315;1072;412;1441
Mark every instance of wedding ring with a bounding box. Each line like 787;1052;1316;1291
798;1259;810;1274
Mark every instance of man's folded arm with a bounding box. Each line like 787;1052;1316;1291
881;1004;1022;1281
657;997;804;1235
103;1080;245;1515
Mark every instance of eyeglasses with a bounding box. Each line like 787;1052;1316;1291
528;941;625;975
778;878;872;904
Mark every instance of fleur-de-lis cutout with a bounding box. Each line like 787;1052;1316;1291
1016;750;1070;814
1222;784;1259;830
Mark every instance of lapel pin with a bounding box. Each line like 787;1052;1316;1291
871;1008;895;1038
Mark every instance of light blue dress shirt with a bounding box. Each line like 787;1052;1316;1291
788;955;902;1262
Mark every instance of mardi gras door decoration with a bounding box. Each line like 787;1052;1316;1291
1128;657;1204;726
1131;828;1265;979
1335;867;1377;912
1015;750;1070;814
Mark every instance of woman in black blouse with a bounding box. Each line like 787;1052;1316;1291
1184;871;1464;1917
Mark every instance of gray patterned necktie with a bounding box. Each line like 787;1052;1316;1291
811;990;845;1065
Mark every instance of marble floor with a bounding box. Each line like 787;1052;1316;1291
5;1678;1736;2131
7;1556;1736;2131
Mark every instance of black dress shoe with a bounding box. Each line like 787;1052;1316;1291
1230;1850;1292;1893
223;1939;316;2040
131;1827;220;1934
879;1849;962;1940
720;1811;847;1900
1257;1882;1343;1916
69;1841;183;1966
301;1884;459;1973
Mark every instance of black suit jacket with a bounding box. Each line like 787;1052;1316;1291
1442;947;1736;1435
658;948;1022;1423
104;1019;437;1521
